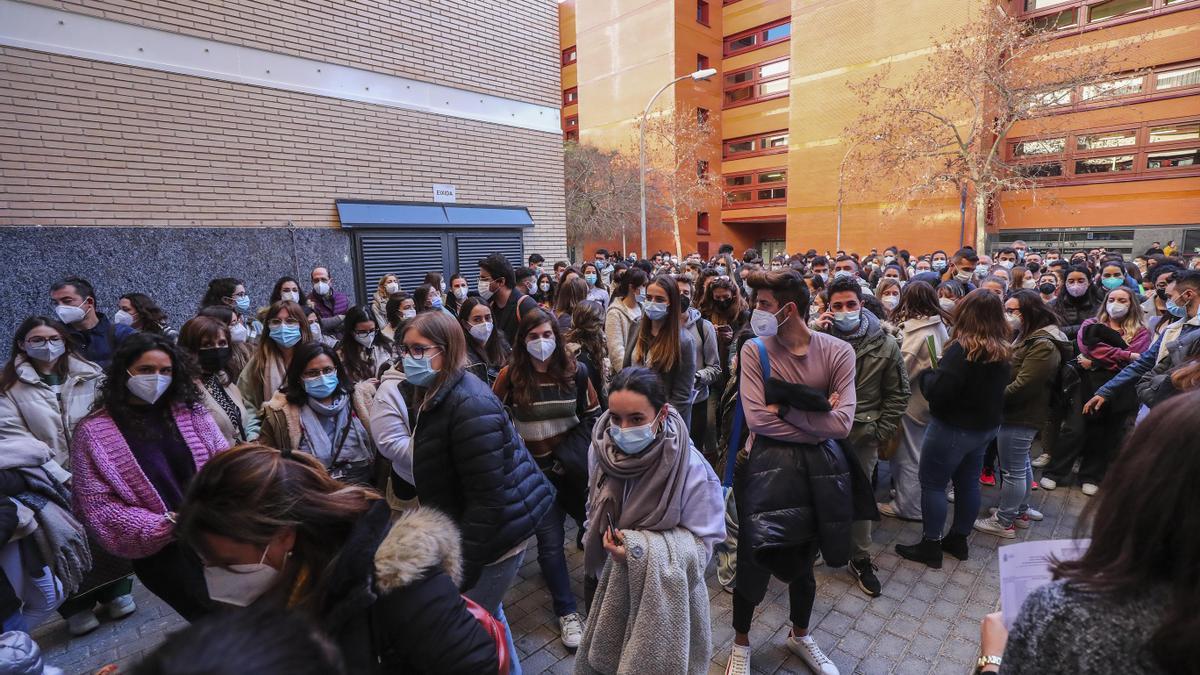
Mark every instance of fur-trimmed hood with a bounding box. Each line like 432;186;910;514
374;507;464;592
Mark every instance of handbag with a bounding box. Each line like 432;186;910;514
461;595;511;675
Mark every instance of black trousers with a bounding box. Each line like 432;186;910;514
132;542;212;622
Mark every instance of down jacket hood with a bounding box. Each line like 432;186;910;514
374;507;463;593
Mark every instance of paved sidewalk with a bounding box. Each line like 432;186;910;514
34;478;1088;674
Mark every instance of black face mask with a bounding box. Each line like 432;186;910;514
714;298;734;310
680;295;691;312
1156;287;1169;301
199;346;232;374
1038;283;1057;296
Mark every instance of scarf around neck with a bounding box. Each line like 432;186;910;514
833;306;879;345
584;406;691;576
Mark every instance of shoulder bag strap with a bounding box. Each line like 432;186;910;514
723;338;768;487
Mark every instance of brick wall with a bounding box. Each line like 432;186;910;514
0;47;567;258
19;0;561;107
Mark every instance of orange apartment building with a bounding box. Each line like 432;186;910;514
561;0;1200;257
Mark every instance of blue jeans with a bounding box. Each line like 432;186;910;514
464;550;525;675
534;501;578;617
996;424;1036;526
919;418;997;540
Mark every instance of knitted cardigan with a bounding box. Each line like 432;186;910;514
70;403;229;559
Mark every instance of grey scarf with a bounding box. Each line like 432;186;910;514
584;407;691;577
15;467;92;595
299;395;370;468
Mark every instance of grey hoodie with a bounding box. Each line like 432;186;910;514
683;307;721;403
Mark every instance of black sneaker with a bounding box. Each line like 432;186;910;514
849;557;882;597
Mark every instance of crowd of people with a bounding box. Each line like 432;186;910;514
0;239;1196;674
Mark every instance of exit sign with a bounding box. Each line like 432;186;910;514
433;184;456;203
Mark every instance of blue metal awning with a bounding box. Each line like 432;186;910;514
336;200;533;229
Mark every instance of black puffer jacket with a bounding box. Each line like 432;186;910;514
400;370;554;589
322;503;501;674
1052;289;1103;342
737;437;876;575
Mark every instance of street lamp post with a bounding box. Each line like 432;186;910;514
639;67;717;259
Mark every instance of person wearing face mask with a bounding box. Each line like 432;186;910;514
174;445;504;673
307;266;350;337
1036;273;1060;304
386;311;553;672
49;276;136;369
301;306;338;350
972;292;1066;539
553;277;591;335
1041;288;1148;496
875;278;902;321
269;276;305;308
0;317;129;635
200;277;262;343
456;296;511;387
577;367;723;671
370;274;399;329
479;253;539;346
335;306;393;384
724;269;863;675
566;302;610;411
1009;265;1034;293
1139;265;1180;336
197;305;252;380
606;268;647;376
940;248;980;296
492;309;598;650
624;276;698;429
258;343;375;486
676;276;722;460
994;247;1019;270
582;261;610;306
812;278;909;598
533;272;556;310
116;293;176;341
1052;266;1105;341
412;283;455;320
71;333;229;620
381;292;415;343
237;300;312;415
178;317;259;446
446;272;471;316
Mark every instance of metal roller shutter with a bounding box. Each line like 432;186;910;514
453;233;524;287
357;231;446;301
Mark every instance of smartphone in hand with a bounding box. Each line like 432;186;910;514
606;512;623;544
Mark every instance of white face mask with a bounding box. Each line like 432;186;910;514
25;339;66;364
281;291;300;303
1006;314;1022;330
453;286;468;301
881;295;899;310
229;323;250;344
750;307;787;337
478;280;494;301
113;310;135;326
1022;278;1037;289
203;545;279;607
539;282;551;293
526;336;556;362
939;298;957;312
401;308;417;320
440;282;446;293
353;331;376;348
54;304;87;325
1106;302;1129;319
309;322;322;340
384;282;399;294
126;372;172;404
469;321;493;342
313;281;331;296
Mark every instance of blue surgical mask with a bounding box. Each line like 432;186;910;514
835;270;854;280
1101;277;1124;290
585;273;597;285
609;413;661;455
932;260;947;271
833;310;861;333
269;324;302;348
715;265;727;275
303;372;339;399
235;296;251;312
1165;296;1188;318
643;301;669;321
403;354;438;387
431;296;444;310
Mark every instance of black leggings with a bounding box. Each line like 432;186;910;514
731;562;816;634
132;543;212;622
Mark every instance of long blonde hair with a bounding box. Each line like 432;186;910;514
949;290;1012;363
1097;287;1145;344
632;275;682;374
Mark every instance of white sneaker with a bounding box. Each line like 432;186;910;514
1031;453;1051;468
1039;477;1057;491
946;485;956;503
973;514;1016;539
726;642;752;675
1024;507;1044;521
787;633;839;675
559;612;584;650
1081;483;1099;496
67;610;100;636
105;593;137;619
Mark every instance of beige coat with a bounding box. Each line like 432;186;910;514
196;374;260;445
0;354;103;473
897;315;949;424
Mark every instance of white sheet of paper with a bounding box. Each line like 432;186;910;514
997;538;1089;629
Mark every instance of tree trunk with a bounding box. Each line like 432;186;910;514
671;211;683;260
974;191;988;252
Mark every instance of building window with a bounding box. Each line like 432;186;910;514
696;0;710;25
565;130;579;142
697;53;710;71
697;107;710;125
561;46;577;66
1012;0;1197;33
697;212;710;235
564;115;578;129
723;58;789;108
1028;60;1200;114
1007;115;1200;184
723;130;789;158
723;19;791;57
1088;0;1152;22
562;87;578;106
725;168;788;208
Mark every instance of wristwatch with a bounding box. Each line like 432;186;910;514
976;655;1002;672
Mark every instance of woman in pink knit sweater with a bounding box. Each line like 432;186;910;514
71;333;229;620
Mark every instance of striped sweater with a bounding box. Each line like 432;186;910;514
493;366;599;464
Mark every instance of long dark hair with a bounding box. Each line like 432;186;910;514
948;290;1012;363
0;316;78;393
632;275;683;374
269;276;302;305
566;302;607;377
508;308;575;409
1053;391;1200;674
177;316;235;380
93;333;202;421
200;277;243;310
892;280;951;326
1010;289;1059;340
283;342;351;405
457;296;509;366
121;293;169;334
337;306;385;383
1056;264;1103;307
614;268;647;301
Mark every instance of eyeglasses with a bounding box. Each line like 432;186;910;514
353;330;375;337
267;318;301;328
397;344;440;359
24;336;64;347
301;366;337;380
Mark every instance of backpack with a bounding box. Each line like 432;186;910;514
1033;336;1079;412
721;337;769;487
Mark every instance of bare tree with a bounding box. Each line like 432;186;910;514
641;109;723;258
844;5;1142;248
564;141;642;259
